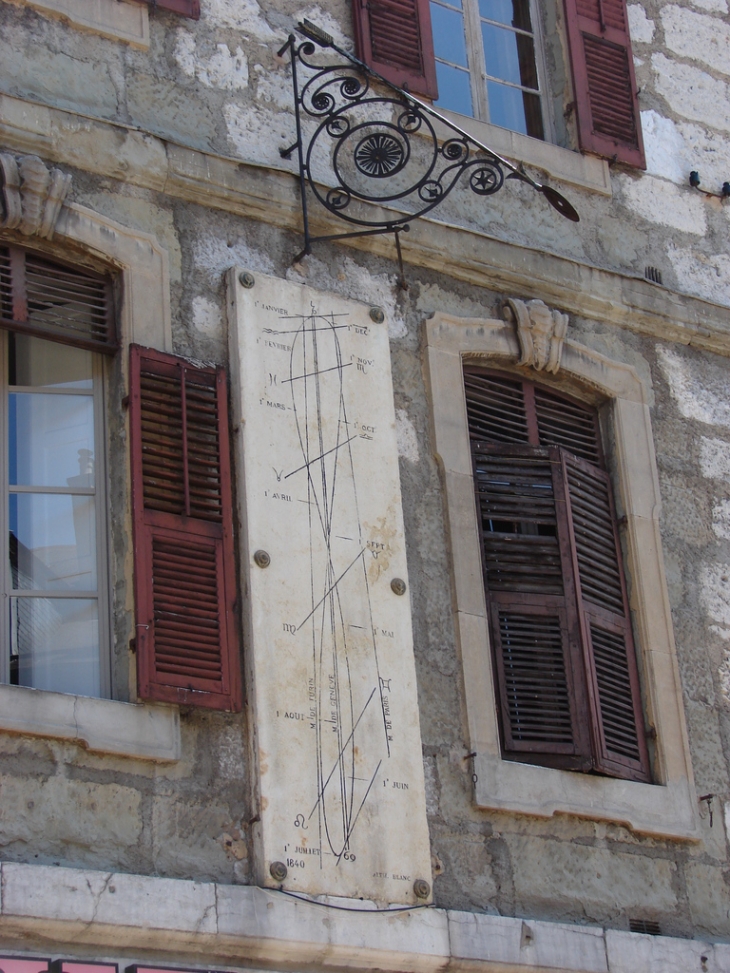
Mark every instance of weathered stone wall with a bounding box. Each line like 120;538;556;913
0;0;729;948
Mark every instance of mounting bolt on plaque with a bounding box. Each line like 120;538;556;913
239;271;255;288
413;878;431;899
391;578;407;595
269;861;288;882
369;306;385;323
254;550;271;568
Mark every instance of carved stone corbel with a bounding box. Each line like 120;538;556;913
503;298;568;374
0;151;72;240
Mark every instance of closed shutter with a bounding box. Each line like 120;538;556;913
562;0;645;168
352;0;439;99
146;0;200;18
0;245;116;353
130;345;241;711
465;367;649;780
473;443;592;768
562;453;650;781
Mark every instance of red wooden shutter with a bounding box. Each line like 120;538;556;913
472;443;593;769
146;0;200;19
130;345;241;711
562;0;645;167
352;0;438;99
562;453;650;781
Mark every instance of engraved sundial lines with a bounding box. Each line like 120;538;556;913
231;272;432;904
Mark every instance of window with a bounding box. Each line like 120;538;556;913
352;0;646;166
430;0;546;139
465;369;649;782
0;243;241;713
0;246;115;697
425;309;698;839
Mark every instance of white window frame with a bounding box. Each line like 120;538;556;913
0;332;111;696
431;0;554;142
425;310;700;839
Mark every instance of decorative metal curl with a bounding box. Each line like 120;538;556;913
278;19;579;283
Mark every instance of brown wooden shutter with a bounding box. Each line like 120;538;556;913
130;345;241;711
352;0;438;99
562;453;650;780
562;0;646;168
0;245;116;353
145;0;200;18
473;442;593;769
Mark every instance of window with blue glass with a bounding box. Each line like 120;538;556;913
429;0;546;139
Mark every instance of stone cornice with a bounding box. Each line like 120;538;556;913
1;92;728;355
0;862;727;973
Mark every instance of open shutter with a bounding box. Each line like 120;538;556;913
352;0;438;99
562;453;650;781
130;345;241;711
473;442;592;769
562;0;645;167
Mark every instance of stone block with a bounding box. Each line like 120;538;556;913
685;861;730;937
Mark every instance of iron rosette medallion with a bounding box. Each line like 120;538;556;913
296;43;504;229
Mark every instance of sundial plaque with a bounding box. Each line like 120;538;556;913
229;271;432;904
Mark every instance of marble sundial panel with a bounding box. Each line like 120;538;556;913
228;270;432;905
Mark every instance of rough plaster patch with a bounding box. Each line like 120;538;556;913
666;245;730;307
616;173;706;234
661;5;730;78
700;437;730;479
175;33;248;91
720;650;730;702
627;4;655;42
223;104;295;168
657;347;730;425
254;69;293;110
217;725;246;779
396;409;420;463
192;296;221;338
699;561;730;627
652;53;730;132
286;256;407;338
202;0;276;37
192;232;275;285
713;499;730;539
641;110;686;182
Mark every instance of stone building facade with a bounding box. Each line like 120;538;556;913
0;0;729;970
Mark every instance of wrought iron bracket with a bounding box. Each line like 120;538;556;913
278;20;579;285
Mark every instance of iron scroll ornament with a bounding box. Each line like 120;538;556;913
279;21;579;279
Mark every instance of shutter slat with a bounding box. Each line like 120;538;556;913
130;345;241;712
0;246;116;352
352;0;438;99
147;0;200;18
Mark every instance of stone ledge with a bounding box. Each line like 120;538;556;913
0;685;180;761
0;94;729;355
6;0;150;47
0;863;728;973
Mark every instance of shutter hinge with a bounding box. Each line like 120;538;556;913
129;638;137;654
645;723;657;740
122;395;130;410
564;101;576;119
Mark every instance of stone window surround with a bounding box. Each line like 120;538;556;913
0;196;179;762
9;0;150;48
425;311;700;839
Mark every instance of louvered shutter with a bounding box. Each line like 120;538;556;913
562;453;650;781
562;0;645;168
0;245;116;353
145;0;200;18
465;367;650;781
352;0;438;99
473;442;592;769
130;345;241;711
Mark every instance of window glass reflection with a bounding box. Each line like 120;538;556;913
9;598;99;697
435;62;474;115
10;393;95;487
9;333;93;389
9;493;97;591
